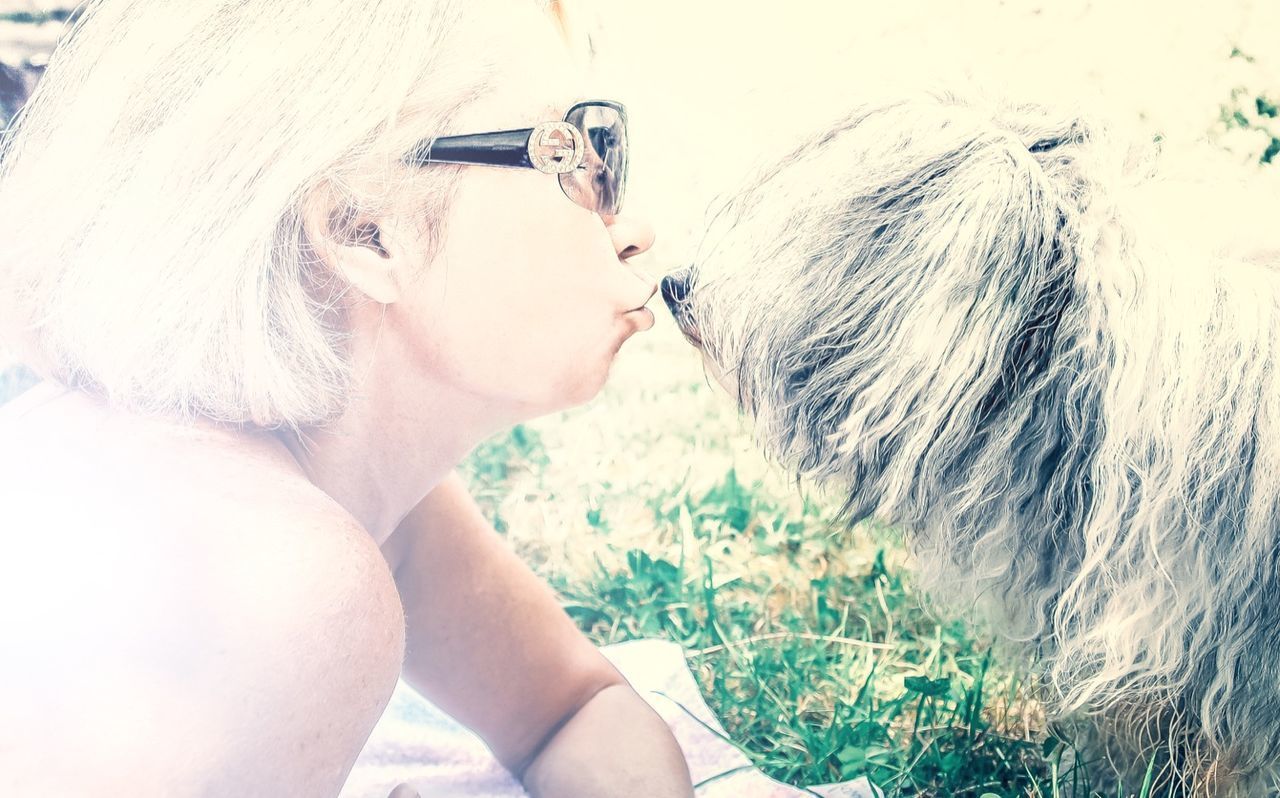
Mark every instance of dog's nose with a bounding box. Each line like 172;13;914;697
660;271;703;346
660;273;689;308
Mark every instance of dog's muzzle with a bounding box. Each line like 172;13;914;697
661;271;702;346
660;272;689;306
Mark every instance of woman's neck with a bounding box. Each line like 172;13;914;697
266;298;519;544
267;380;504;546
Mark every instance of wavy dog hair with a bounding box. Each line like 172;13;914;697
0;0;508;430
670;91;1280;794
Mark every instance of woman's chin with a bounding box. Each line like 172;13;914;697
510;368;611;420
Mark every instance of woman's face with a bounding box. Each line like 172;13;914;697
385;0;657;420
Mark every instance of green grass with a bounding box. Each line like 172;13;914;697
456;323;1126;798
1216;47;1280;165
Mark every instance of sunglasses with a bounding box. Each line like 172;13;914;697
405;100;628;216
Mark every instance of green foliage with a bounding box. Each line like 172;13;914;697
461;424;549;533
462;434;1121;796
1218;47;1280;165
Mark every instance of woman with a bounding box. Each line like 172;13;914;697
0;0;693;795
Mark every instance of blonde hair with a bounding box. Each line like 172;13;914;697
0;0;497;430
545;0;597;71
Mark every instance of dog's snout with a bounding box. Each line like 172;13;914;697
660;270;703;347
660;273;690;308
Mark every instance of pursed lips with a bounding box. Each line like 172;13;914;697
631;282;658;313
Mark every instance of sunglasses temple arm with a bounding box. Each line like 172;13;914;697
405;128;535;169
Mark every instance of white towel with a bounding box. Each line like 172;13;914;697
340;639;878;798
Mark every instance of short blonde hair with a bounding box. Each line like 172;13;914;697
0;0;495;430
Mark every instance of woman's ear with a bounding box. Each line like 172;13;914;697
301;185;406;305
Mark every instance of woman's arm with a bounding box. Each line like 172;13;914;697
382;472;693;798
517;682;697;797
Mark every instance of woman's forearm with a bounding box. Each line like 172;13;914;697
519;683;695;798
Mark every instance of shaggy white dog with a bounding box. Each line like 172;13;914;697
663;91;1280;796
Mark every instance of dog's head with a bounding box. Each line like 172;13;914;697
662;93;1112;525
664;92;1280;791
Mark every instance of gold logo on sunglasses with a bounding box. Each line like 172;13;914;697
528;122;585;175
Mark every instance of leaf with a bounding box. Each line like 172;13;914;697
836;744;866;770
1263;137;1280;165
903;675;951;697
651;557;681;583
1042;735;1061;758
626;548;653;575
849;720;889;744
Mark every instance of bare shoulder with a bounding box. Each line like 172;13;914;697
0;390;405;796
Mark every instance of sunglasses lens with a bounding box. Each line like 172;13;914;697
560;104;627;215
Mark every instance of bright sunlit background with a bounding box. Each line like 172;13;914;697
592;0;1279;263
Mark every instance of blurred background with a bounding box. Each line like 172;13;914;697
1;1;1277;795
591;0;1280;264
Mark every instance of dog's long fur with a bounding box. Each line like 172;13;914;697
667;92;1280;795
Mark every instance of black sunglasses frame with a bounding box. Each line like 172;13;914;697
404;100;628;215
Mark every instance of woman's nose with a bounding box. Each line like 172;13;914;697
604;212;656;261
